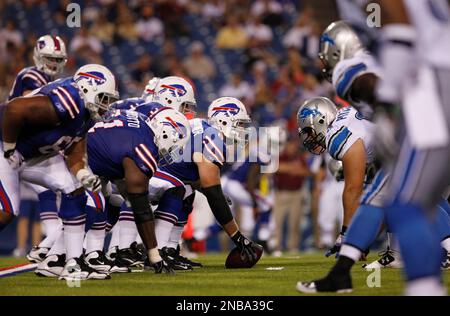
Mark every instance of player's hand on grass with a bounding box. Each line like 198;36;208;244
232;231;261;262
325;233;344;258
153;259;175;274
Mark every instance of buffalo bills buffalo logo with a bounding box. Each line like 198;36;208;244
163;116;186;138
75;71;107;86
158;84;187;98
211;103;241;117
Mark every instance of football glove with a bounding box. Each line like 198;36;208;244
76;169;102;192
325;232;344;258
152;259;175;275
231;231;261;262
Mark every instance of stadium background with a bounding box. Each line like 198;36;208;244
0;0;360;255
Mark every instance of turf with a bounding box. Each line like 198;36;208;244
0;252;448;296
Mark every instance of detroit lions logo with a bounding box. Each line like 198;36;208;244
320;33;335;45
211;103;241;117
75;71;107;86
158;84;187;97
299;107;321;119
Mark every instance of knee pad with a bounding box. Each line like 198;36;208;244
38;190;58;212
59;193;87;220
128;192;153;224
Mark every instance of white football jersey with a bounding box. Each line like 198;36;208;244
325;106;376;162
332;51;380;119
404;0;450;68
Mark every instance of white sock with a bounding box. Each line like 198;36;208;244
135;233;143;245
387;232;400;252
118;217;138;250
85;224;106;254
39;222;63;248
405;276;447;296
63;215;86;260
155;219;174;249
47;228;66;256
258;224;271;241
108;224;120;251
167;224;184;249
40;215;60;237
340;244;362;262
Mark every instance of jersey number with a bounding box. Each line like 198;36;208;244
39;136;79;154
89;120;124;133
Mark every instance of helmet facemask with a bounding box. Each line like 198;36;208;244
85;90;119;121
299;127;326;155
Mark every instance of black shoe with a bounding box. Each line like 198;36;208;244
85;250;114;273
296;271;353;293
362;247;402;269
160;247;193;270
174;245;203;268
35;254;66;277
441;252;450;270
130;242;147;263
111;255;131;273
116;247;144;267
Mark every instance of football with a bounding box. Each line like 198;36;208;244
225;244;264;269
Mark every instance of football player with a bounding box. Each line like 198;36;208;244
1;63;119;280
7;35;68;263
86;106;191;274
373;0;450;295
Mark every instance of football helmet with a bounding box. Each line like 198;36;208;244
207;97;252;144
74;64;119;121
297;97;337;155
318;21;363;81
146;107;191;166
33;35;68;76
147;76;196;116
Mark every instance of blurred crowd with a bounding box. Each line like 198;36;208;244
0;0;348;254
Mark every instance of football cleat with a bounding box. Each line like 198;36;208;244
106;246;118;261
35;254;66;277
130;242;147;264
27;246;50;263
441;252;450;270
85;250;114;272
160;247;193;270
296;272;353;294
362;247;403;269
115;247;145;268
59;257;110;281
174;245;202;268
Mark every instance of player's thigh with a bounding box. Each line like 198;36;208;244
387;137;450;210
21;154;81;194
0;154;21;215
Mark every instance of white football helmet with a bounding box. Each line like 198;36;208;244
207;97;252;144
147;76;197;116
297;97;337;155
74;64;119;121
33;35;68;76
146;107;191;166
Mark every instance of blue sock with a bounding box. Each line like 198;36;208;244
258;209;271;226
344;204;385;251
386;202;441;281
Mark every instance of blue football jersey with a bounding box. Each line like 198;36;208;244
160;118;227;183
8;66;52;100
110;98;163;118
1;77;93;160
87;110;159;180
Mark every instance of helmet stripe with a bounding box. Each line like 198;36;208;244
51;36;61;51
77;72;103;81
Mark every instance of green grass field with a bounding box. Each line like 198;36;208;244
1;252;449;296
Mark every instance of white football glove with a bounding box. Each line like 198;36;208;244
3;142;23;169
76;169;102;192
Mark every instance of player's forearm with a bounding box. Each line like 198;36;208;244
65;139;88;176
2;99;25;147
342;185;362;226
